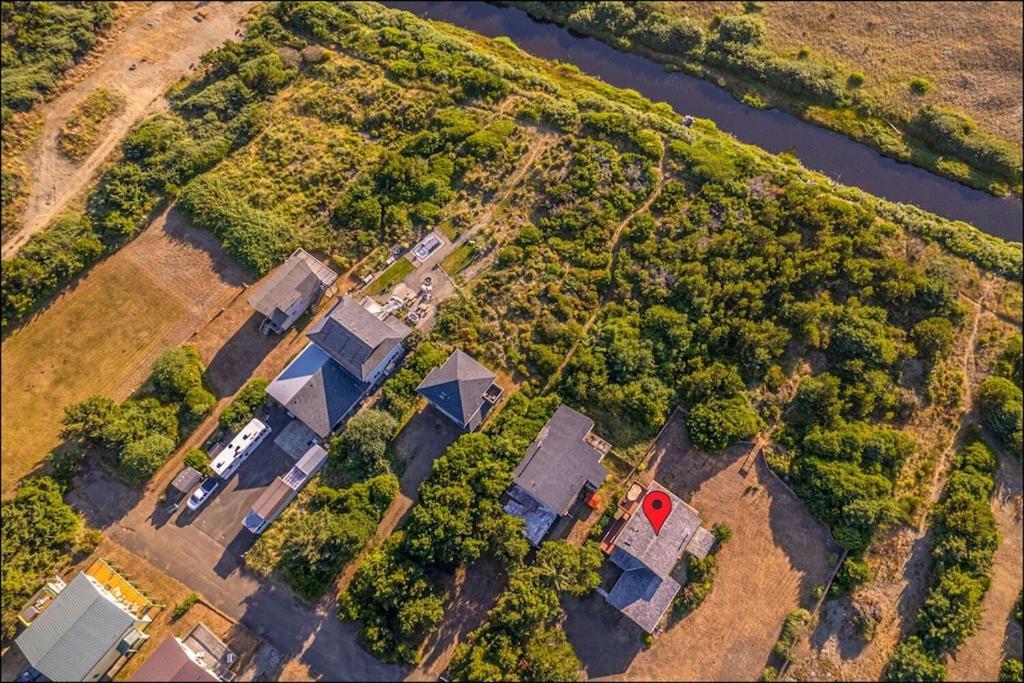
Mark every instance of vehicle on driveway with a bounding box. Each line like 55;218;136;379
186;477;220;512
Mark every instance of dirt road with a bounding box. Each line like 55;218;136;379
2;1;256;259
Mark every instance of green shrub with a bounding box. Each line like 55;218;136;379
1;477;86;638
183;448;209;474
219;379;269;430
847;71;865;88
120;434;177;483
172;592;199;619
910;77;932;95
886;636;947;681
773;608;810;659
976;376;1023;451
1000;658;1023;683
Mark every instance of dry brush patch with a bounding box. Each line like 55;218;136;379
0;212;245;496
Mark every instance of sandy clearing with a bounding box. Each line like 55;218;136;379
3;1;257;259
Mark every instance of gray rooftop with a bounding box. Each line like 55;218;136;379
416;350;496;427
504;483;559;546
512;405;609;516
248;248;337;324
267;343;368;437
603;568;681;634
609;481;700;578
15;572;138;682
306;296;410;382
248;478;300;529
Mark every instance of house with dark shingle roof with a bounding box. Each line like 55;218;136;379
503;405;611;546
306;296;411;384
416;350;503;431
15;566;152;682
266;296;410;438
597;480;715;634
248;248;337;334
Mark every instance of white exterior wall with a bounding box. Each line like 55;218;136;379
366;342;405;385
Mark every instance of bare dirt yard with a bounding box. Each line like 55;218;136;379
666;1;1024;147
3;1;257;258
1;209;250;495
561;412;842;681
947;450;1023;681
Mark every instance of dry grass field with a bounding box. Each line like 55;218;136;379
0;210;248;496
562;413;842;681
662;1;1023;147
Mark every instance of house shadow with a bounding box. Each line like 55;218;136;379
562;592;644;678
204;312;279;397
66;459;144;531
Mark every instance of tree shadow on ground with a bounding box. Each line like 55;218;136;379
66;458;143;531
415;558;506;677
238;576;407;681
204;312;279;397
161;208;251;289
562;591;645;678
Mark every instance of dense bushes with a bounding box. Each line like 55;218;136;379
909;106;1022;185
1;476;96;638
448;541;602;682
340;393;558;664
885;434;1000;680
60;345;213;483
178;175;296;275
328;409;399;481
248;473;397;600
976;376;1023;452
219;378;268;430
0;2;117;122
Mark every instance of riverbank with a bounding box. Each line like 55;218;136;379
501;1;1023;199
386;1;1021;243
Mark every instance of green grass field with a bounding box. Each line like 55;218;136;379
366;257;414;295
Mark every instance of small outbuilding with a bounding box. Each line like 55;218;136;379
248;248;337;334
167;466;203;502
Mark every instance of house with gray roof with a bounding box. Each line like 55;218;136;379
503;405;611;546
597;480;715;634
306;296;411;385
15;572;151;682
267;296;411;438
243;444;328;534
248;248;337;334
416;350;503;431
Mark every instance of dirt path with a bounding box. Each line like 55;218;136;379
545;150;666;389
947;450;1023;680
787;282;1001;680
2;1;256;259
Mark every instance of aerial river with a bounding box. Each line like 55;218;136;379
384;1;1023;243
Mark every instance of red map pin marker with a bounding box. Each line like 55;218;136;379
642;490;672;535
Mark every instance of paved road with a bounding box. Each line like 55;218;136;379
72;434;404;681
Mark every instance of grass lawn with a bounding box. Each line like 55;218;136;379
366;257;414;295
1;259;187;495
440;242;477;276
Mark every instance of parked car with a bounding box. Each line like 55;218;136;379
186;478;220;511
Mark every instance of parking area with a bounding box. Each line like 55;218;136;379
179;405;297;548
